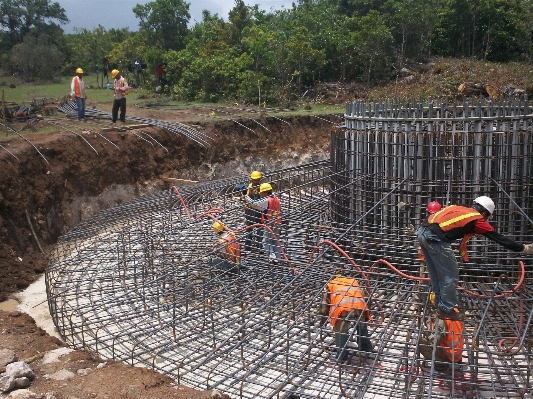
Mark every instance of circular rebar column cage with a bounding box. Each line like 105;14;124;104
47;97;533;398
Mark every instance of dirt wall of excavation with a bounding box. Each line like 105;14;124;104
0;115;331;300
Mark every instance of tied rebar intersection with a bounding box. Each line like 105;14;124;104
47;97;533;398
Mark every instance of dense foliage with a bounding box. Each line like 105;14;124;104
1;0;533;104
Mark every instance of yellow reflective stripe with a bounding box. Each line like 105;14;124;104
438;212;480;228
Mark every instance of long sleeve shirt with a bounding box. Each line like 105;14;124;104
113;77;129;100
70;76;86;98
242;195;268;212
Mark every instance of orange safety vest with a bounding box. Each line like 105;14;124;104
262;195;281;224
432;319;464;362
428;205;483;261
327;277;370;330
218;232;240;264
73;76;81;98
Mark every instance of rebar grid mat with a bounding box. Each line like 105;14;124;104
47;97;533;398
58;100;213;147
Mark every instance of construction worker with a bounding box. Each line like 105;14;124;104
210;221;241;273
242;182;281;262
419;316;464;370
319;276;373;362
418;201;442;262
418;196;533;320
241;171;264;253
111;69;129;123
70;68;86;120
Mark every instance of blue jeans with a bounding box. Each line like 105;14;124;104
417;226;459;313
265;225;282;259
75;97;85;119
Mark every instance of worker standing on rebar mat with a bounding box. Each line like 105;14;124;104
241;171;264;253
210;221;241;273
319;276;374;362
418;316;464;371
418;196;533;321
242;182;282;262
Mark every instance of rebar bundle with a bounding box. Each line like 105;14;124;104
47;97;533;398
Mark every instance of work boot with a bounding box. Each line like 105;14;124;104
437;307;464;320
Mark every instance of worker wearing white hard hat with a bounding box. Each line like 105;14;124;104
417;196;533;321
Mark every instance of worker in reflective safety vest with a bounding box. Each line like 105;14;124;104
70;68;86;120
210;221;241;273
319;276;373;362
418;196;533;321
419;317;464;367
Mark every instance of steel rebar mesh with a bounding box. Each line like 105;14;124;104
47;97;533;398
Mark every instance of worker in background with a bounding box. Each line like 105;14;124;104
242;182;282;262
242;171;264;253
319;276;374;362
70;68;86;120
418;316;464;371
210;221;241;273
111;69;129;123
418;196;533;320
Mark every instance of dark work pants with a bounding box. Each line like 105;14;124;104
244;211;263;252
334;318;373;361
112;98;126;122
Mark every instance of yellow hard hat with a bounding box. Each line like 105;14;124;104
259;183;272;193
250;170;262;180
111;69;120;78
76;68;83;74
212;221;225;234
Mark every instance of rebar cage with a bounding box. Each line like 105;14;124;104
47;97;533;399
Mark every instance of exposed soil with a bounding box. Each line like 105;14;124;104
0;104;334;398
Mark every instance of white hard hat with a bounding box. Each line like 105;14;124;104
473;196;495;215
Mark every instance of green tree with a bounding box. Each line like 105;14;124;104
228;0;254;46
11;33;63;80
133;0;190;51
0;0;68;49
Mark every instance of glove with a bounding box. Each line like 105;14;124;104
522;243;533;255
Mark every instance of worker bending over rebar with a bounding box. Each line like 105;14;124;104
319;276;374;362
418;316;464;371
210;221;242;273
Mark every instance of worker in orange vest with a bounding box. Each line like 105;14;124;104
419;316;464;370
319;276;374;362
70;68;87;120
418;196;533;320
210;221;241;273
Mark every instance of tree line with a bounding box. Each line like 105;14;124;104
1;0;533;105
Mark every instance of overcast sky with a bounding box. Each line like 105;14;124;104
56;0;290;33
